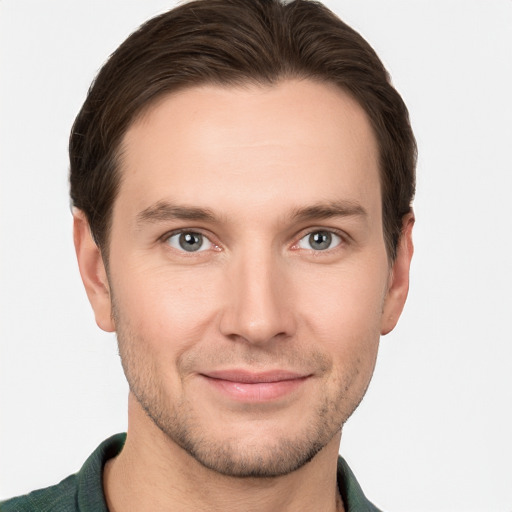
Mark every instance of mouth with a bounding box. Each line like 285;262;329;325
199;370;311;402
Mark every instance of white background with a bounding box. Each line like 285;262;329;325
1;1;511;510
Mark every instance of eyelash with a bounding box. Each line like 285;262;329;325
293;229;345;252
160;227;348;255
162;229;220;254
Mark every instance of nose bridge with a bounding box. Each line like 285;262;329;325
220;241;294;344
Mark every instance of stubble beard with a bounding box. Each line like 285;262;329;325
113;309;368;479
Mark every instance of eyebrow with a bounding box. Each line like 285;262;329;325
135;199;367;228
136;201;217;226
289;201;368;223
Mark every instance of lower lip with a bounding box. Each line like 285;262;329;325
202;376;308;402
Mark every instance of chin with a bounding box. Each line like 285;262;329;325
138;395;343;478
173;429;333;478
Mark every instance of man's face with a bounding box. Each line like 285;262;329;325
81;80;410;477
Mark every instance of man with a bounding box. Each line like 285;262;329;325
1;0;415;510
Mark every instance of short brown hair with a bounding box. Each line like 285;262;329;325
69;0;416;260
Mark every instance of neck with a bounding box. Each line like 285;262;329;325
103;395;344;512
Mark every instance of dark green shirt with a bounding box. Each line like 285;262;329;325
0;434;382;511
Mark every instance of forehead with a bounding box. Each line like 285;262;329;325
116;79;380;223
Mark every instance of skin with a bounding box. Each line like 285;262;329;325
74;79;414;512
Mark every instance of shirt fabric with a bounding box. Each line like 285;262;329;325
0;433;382;512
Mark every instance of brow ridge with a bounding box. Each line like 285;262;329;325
136;199;367;228
289;201;368;223
136;201;217;225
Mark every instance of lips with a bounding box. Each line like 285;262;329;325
200;370;310;402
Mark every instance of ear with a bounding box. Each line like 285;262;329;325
73;209;115;332
380;212;414;335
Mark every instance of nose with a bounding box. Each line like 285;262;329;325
219;249;296;345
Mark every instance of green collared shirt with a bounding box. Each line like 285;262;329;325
1;434;382;512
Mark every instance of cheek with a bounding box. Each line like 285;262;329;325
110;263;223;354
293;259;388;372
296;262;387;334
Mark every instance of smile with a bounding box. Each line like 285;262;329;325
200;370;311;402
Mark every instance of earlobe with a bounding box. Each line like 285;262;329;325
380;213;415;335
73;209;116;333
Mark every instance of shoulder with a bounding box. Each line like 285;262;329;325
337;456;384;512
0;433;126;512
0;474;78;512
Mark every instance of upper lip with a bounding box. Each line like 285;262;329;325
201;370;310;384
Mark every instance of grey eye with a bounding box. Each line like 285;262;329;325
298;230;341;251
167;232;212;252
